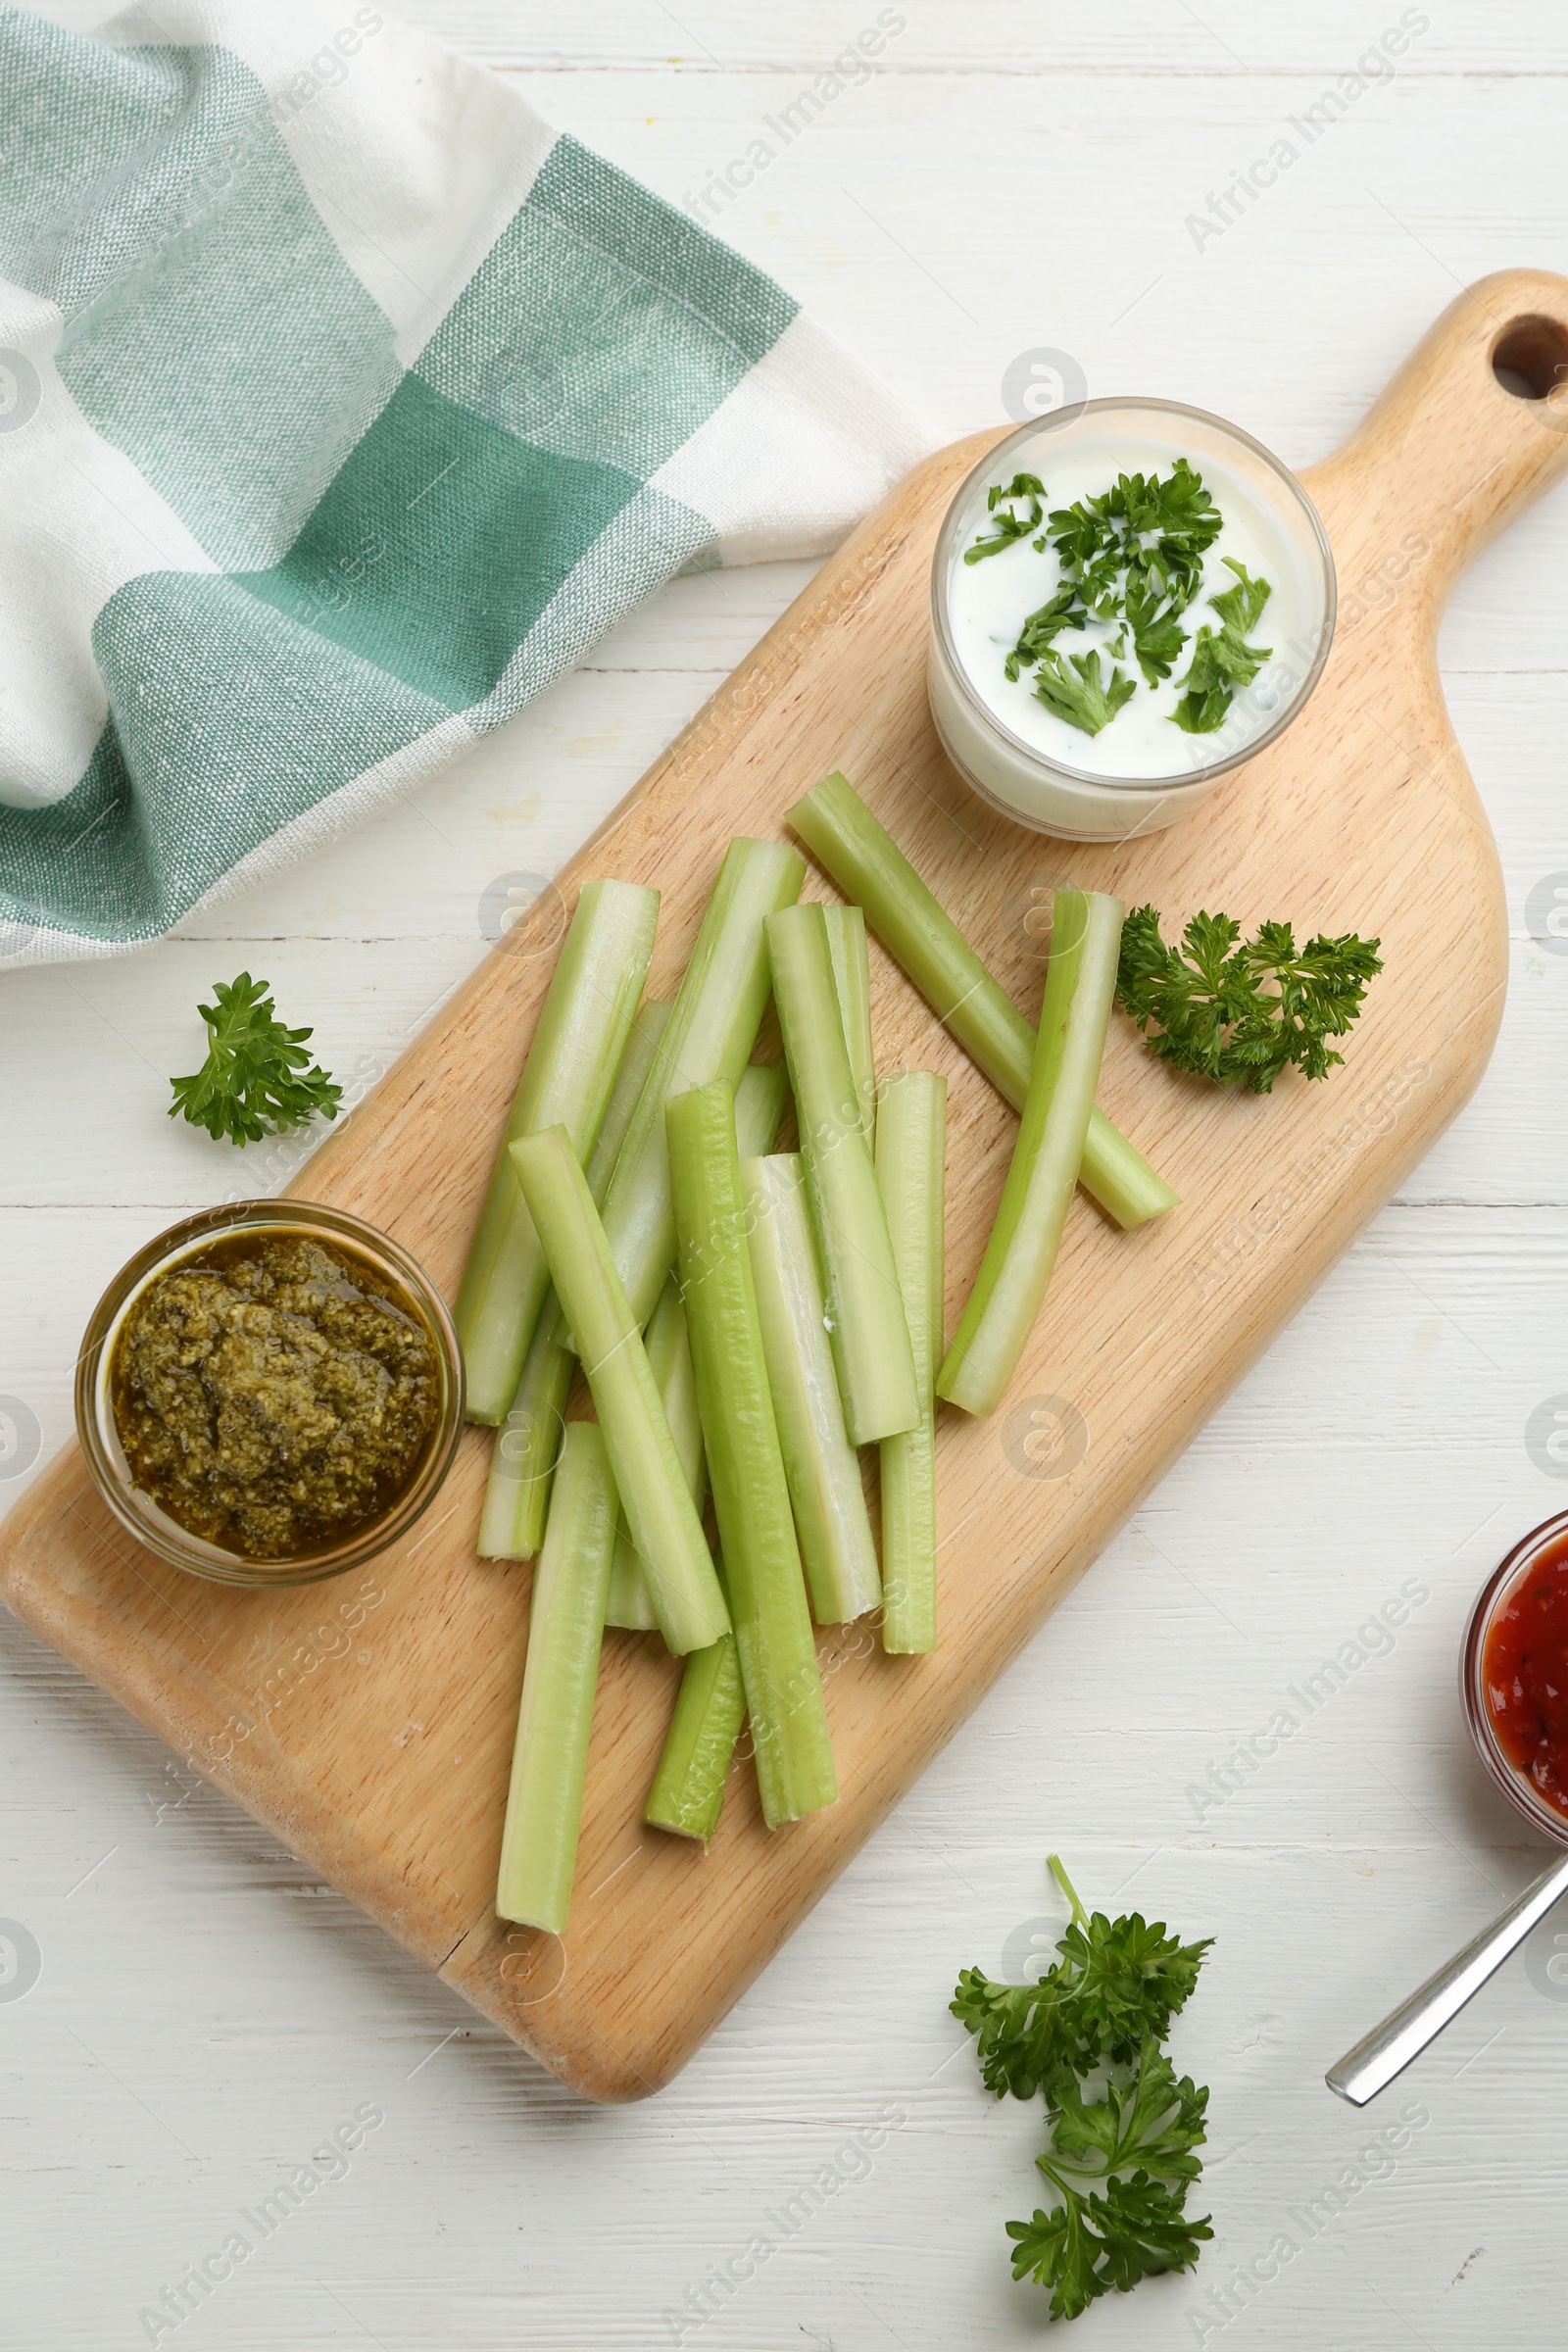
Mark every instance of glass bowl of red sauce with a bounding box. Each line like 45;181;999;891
1462;1510;1568;1839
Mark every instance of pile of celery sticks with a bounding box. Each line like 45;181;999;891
453;771;1178;1936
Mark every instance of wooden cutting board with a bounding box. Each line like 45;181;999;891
5;270;1567;2101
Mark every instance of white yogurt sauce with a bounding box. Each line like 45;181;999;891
946;434;1316;781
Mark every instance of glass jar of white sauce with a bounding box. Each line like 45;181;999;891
927;398;1336;841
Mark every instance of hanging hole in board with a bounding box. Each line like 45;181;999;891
1491;315;1568;402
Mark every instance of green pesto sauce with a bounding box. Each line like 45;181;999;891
113;1234;439;1560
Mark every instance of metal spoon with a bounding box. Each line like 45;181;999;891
1327;1848;1568;2104
1328;1509;1568;2104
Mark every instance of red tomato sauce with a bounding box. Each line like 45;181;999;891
1484;1530;1568;1820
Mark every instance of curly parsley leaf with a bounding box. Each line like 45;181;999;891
952;1965;1093;2104
170;972;343;1147
1207;554;1272;636
1048;2041;1209;2188
1008;2167;1212;2322
1171;558;1273;734
952;1861;1211;2101
1006;2042;1212;2322
1033;647;1137;737
1007;2189;1109;2322
1004;586;1090;680
1115;905;1384;1092
1123;577;1190;687
1054;1910;1213;2069
965;470;1047;564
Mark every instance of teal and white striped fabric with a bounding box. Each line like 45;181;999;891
0;2;927;968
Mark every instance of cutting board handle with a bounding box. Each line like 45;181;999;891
1309;267;1568;624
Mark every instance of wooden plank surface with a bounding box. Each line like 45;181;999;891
4;270;1567;2107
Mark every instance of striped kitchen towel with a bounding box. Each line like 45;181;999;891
0;1;929;968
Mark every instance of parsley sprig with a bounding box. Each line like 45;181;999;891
1031;647;1137;739
964;471;1047;564
1171;558;1274;734
1003;586;1088;681
955;1858;1213;2324
1123;576;1190;687
1115;906;1384;1092
1010;2045;1213;2321
169;972;343;1147
954;1860;1210;2104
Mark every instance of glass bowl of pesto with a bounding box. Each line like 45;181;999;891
76;1200;465;1588
928;397;1336;842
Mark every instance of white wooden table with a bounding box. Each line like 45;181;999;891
6;5;1567;2344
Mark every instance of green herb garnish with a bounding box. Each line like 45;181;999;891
1004;585;1089;681
1047;460;1223;615
1122;576;1190;687
1009;2044;1213;2322
954;1869;1211;2103
169;972;343;1146
965;471;1046;564
955;1856;1213;2325
1170;558;1273;734
1031;647;1137;737
1115;905;1383;1091
1207;554;1274;635
977;462;1283;744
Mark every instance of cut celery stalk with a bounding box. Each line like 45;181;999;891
938;890;1123;1418
786;772;1178;1230
602;1559;658;1634
584;1000;673;1198
821;903;876;1152
765;904;918;1447
594;837;805;1334
457;879;660;1423
732;1057;791;1163
603;1279;704;1631
602;1581;657;1639
644;1584;746;1847
512;1126;729;1653
604;1060;788;1632
875;1071;947;1652
667;1082;838;1828
741;1152;880;1625
477;1002;670;1560
495;1421;617;1933
477;1312;573;1560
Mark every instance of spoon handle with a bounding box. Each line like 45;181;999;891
1326;1849;1568;2105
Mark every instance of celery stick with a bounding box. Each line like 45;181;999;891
477;1002;670;1560
667;1082;838;1828
495;1421;617;1933
741;1152;880;1625
875;1071;946;1652
595;837;804;1334
585;999;672;1198
644;1587;746;1847
786;772;1178;1230
604;1062;787;1632
765;904;918;1446
821;904;876;1152
602;1558;658;1634
457;880;660;1422
478;1313;573;1560
938;890;1123;1418
603;1279;703;1631
732;1058;791;1162
512;1127;729;1653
